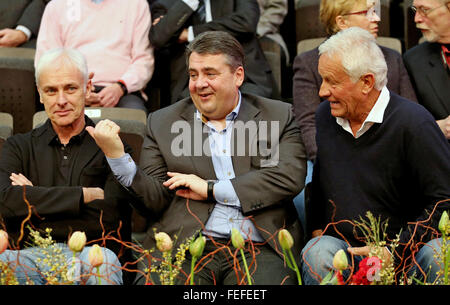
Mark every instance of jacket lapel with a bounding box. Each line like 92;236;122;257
179;101;217;180
231;95;261;177
425;48;450;115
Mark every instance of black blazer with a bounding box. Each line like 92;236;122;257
0;118;132;256
403;41;450;120
149;0;273;103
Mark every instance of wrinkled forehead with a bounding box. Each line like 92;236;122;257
413;0;442;6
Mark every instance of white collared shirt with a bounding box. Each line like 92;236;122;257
336;86;390;138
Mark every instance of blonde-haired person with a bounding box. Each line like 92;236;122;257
291;0;417;229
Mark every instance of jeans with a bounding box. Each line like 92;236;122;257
293;160;313;233
0;244;123;285
301;235;443;285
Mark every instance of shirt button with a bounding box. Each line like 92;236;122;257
229;218;233;223
224;199;228;203
227;172;231;176
223;149;226;154
63;156;68;160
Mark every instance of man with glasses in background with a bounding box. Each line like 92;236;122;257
403;0;450;140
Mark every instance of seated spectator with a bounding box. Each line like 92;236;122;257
87;31;307;285
149;0;274;104
403;0;450;139
0;48;136;284
301;27;450;285
35;0;154;113
291;0;417;230
0;0;49;48
256;0;290;64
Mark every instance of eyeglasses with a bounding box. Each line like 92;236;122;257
343;6;379;20
411;3;449;17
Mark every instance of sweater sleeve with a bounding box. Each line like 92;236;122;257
34;0;64;67
118;0;154;93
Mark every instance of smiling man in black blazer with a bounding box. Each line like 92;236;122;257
403;0;450;139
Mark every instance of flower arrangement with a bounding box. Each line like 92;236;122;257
320;210;450;285
146;229;193;285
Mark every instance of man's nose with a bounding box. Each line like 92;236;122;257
56;91;68;105
319;82;331;98
414;10;424;23
196;75;208;89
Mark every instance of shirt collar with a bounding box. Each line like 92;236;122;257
336;86;390;137
196;90;242;124
45;116;94;146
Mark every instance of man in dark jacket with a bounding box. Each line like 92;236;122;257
0;0;50;48
403;0;450;139
0;48;134;284
148;0;274;104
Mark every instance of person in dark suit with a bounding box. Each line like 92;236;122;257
0;0;50;48
88;31;307;285
302;27;450;285
148;0;274;105
291;0;417;231
0;48;134;284
403;0;450;139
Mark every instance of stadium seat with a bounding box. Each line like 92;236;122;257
0;112;13;152
0;47;37;134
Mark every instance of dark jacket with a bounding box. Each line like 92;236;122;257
403;41;450;120
0;117;133;257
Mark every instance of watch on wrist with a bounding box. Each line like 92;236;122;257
207;180;216;202
116;81;128;95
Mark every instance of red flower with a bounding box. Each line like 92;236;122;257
336;271;345;285
350;256;382;285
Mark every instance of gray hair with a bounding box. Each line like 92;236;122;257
35;48;88;87
318;27;388;90
185;31;245;71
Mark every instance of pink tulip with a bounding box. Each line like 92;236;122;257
88;244;104;268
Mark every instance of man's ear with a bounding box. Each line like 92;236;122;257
235;66;245;87
85;79;92;98
36;85;44;104
360;73;376;94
